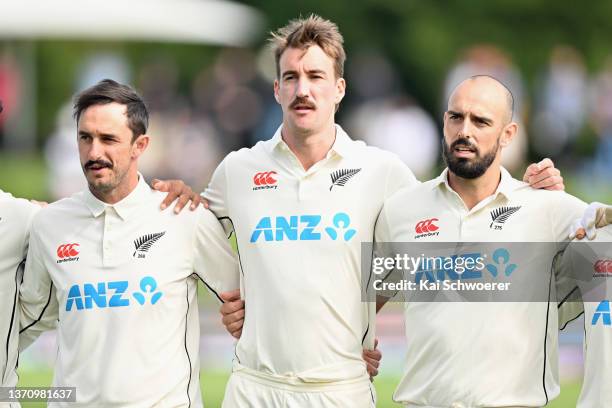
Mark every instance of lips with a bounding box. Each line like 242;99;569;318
454;146;475;153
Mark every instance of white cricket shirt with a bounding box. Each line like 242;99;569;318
0;191;38;394
19;176;239;407
203;125;418;383
559;227;612;408
376;167;586;408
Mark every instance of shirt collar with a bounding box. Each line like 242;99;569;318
81;173;151;220
265;124;354;158
433;167;525;200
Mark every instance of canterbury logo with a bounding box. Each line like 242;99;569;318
253;171;277;186
415;218;439;234
330;169;361;191
594;260;612;276
57;243;79;258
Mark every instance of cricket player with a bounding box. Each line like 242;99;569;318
0;191;37;408
0;98;40;408
560;203;612;408
206;16;564;407
374;75;588;407
18;80;239;407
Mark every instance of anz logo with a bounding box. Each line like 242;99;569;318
592;300;611;326
250;212;357;242
66;276;163;311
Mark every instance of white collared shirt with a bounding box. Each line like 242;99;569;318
19;176;239;407
0;190;38;393
558;227;612;408
376;167;587;407
203;124;418;382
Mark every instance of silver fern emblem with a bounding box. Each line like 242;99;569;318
329;168;361;191
133;232;166;257
489;206;521;229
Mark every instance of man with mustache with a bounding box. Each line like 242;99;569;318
374;75;588;407
0;96;200;408
207;16;564;407
17;80;239;407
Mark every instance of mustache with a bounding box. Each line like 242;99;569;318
450;138;478;152
84;160;112;170
290;97;316;110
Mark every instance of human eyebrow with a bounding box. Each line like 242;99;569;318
471;114;493;126
281;70;298;79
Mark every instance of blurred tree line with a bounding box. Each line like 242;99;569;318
21;0;612;146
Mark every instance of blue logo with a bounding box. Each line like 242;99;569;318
250;212;357;242
592;300;611;326
414;247;516;283
485;248;517;277
133;276;163;305
66;276;163;311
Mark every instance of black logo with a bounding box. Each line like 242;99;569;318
330;169;361;191
490;206;521;230
133;232;166;258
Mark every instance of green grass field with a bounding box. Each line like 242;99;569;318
17;370;581;407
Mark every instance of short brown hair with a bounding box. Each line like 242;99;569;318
270;14;346;79
73;79;148;142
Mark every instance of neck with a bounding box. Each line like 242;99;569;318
90;171;139;205
447;164;502;210
281;122;336;170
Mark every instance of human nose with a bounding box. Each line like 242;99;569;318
295;77;310;98
87;137;104;159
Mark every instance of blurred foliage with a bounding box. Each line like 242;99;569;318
33;41;219;146
243;0;612;112
0;152;47;199
15;0;612;145
2;1;611;200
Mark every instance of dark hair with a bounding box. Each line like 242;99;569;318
73;79;148;141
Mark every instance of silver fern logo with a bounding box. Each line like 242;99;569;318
489;206;521;230
133;232;166;258
329;168;361;191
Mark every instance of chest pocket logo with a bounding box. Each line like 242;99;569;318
329;168;361;191
133;232;166;258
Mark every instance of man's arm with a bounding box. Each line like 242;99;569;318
570;202;612;240
192;207;240;299
19;225;59;349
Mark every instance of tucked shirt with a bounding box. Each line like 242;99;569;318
19;176;239;408
203;124;418;383
376;167;587;408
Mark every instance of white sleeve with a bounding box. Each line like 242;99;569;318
19;223;59;349
550;192;588;244
384;155;420;199
192;207;240;300
202;154;236;239
554;248;584;330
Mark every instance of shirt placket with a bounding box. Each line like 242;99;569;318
102;206;120;267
